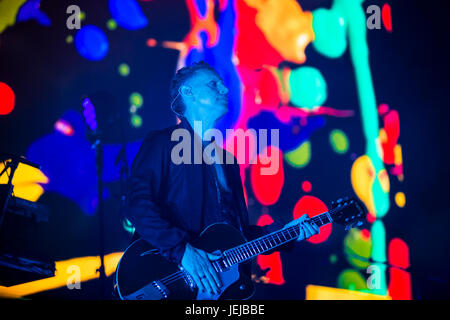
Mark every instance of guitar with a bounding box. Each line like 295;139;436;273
115;197;366;300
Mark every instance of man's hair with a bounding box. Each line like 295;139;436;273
170;61;217;116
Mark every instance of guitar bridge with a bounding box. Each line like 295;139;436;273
123;280;169;300
151;280;169;299
179;266;196;291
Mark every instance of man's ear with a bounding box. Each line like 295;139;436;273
179;85;192;97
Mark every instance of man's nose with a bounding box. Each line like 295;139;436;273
218;83;228;95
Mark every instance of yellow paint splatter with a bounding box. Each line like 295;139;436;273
244;0;315;64
395;192;406;208
0;161;48;202
0;252;122;298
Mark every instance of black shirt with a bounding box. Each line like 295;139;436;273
126;117;291;264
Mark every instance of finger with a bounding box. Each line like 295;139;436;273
302;222;313;238
300;214;309;222
207;252;221;261
205;256;222;288
191;271;205;292
204;265;220;294
308;221;317;237
200;254;220;292
196;254;215;293
304;220;316;234
297;224;305;241
199;267;214;294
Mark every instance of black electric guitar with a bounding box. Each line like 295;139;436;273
115;197;365;300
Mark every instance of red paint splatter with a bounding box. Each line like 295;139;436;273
235;0;283;70
388;238;411;299
301;180;312;193
293;195;331;244
256;214;285;285
250;146;284;206
381;110;400;165
0;82;15;115
367;212;376;223
259;68;281;108
378;103;389;115
388;268;412;300
382;4;393;32
360;229;371;241
388;238;409;269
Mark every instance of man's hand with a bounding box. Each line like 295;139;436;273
181;243;222;295
284;214;320;241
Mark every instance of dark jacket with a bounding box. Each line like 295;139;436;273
126;118;289;264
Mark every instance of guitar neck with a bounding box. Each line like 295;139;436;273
220;210;335;267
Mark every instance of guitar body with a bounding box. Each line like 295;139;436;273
115;223;255;300
115;197;365;300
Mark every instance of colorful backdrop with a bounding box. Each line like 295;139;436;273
0;0;448;299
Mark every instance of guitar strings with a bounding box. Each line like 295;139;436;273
157;206;347;287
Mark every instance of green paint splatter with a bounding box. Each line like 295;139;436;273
284;141;311;168
118;63;130;77
330;129;349;154
107;19;117;30
130;114;142;128
337;269;368;291
130;92;143;108
329;254;338;264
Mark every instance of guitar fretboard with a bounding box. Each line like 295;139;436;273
217;208;337;268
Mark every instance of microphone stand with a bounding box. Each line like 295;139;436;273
0;153;41;229
92;136;107;299
115;141;129;228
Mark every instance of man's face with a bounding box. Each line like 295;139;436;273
183;69;229;121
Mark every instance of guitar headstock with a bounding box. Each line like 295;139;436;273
330;197;366;230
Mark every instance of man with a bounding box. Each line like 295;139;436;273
126;61;319;297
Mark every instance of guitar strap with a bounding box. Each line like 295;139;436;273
212;163;244;234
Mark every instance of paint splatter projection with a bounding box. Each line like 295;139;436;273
0;82;15;115
255;214;285;285
293;195;331;244
4;0;409;299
